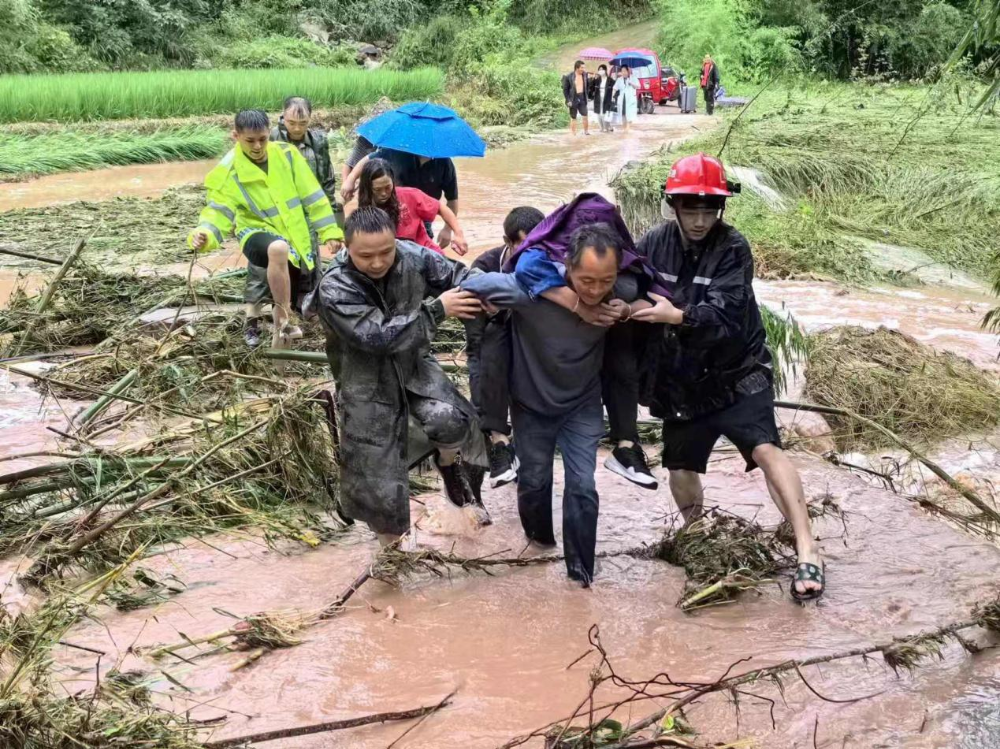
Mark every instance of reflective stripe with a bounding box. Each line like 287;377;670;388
261;205;279;218
659;272;678;282
302;189;325;206
283;147;294;170
312;215;337;229
199;222;223;244
208;201;235;223
232;175;265;220
693;276;712;285
286;197;302;209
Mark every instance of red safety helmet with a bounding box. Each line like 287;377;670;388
664;153;733;198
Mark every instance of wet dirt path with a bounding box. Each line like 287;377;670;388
2;109;1000;747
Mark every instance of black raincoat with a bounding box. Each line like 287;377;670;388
308;241;486;535
637;220;773;421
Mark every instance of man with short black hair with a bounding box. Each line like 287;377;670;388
463;222;646;587
311;206;489;544
632;153;824;601
189;109;343;349
466;206;545;491
562;60;591;136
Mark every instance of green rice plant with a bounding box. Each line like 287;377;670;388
0;127;228;178
0;67;444;123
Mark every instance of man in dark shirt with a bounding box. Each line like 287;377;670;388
466;206;545;492
463;223;645;587
342;148;460;250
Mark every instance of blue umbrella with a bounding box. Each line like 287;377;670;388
610;54;654;69
356;102;486;159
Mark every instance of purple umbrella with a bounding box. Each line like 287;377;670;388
579;47;613;59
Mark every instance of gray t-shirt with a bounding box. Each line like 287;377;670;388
461;271;639;415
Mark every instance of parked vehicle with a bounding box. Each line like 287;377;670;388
661;66;686;105
609;49;685;114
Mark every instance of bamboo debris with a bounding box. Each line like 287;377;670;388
202;692;456;748
777;399;1000;530
645;509;795;610
3;387;340;582
146;547;591;661
602;598;1000;748
504;598;1000;749
11;237;87;356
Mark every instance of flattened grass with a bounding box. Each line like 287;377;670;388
0;127;228;179
0;67;443;123
612;83;1000;281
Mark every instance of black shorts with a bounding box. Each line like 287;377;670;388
241;231;301;298
661;387;782;474
568;93;588;119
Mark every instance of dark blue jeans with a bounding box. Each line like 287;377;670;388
511;395;604;584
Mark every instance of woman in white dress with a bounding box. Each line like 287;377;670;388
613;65;639;133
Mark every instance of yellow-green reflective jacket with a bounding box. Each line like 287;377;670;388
188;141;344;270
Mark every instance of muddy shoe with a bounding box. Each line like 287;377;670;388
285;324;304;340
244;321;262;349
436;458;472;509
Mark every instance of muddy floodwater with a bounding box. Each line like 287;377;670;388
2;108;1000;748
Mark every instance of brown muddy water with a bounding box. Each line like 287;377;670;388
2;109;1000;748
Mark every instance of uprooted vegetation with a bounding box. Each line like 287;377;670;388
0;186;208;268
804;326;1000;451
612;84;1000;283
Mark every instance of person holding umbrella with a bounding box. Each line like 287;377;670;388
341;103;486;253
613;65;639;133
591;64;617;133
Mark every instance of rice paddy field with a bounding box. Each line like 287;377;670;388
0;66;444;123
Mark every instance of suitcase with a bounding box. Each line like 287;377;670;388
680;86;697;113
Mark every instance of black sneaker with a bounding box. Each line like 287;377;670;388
488;442;519;488
436;457;472;508
244;321;262;349
604;444;658;490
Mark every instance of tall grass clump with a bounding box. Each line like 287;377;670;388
0;67;444;123
0;127;228;178
805;326;1000;450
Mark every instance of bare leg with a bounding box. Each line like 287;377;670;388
752;443;823;596
668;469;704;525
266;240;292;347
436;447;459;467
570;116;577;135
490;431;509;446
582;114;589;135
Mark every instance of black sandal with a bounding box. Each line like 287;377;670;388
791;562;825;602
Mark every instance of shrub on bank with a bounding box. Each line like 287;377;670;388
213;36;358;69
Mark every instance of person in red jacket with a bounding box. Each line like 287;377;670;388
701;55;720;115
632;153;825;602
344;158;469;256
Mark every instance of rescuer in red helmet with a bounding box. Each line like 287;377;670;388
631;152;825;601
